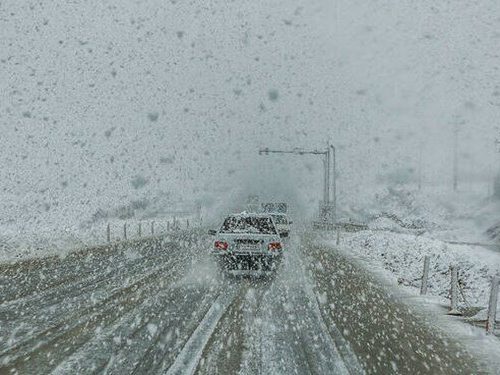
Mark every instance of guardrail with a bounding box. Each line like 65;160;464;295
417;257;499;333
332;229;500;335
103;217;199;244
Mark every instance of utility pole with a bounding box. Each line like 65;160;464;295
453;124;459;192
331;144;337;216
418;141;423;191
493;136;500;199
258;143;337;224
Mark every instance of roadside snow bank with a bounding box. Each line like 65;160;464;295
340;185;500;244
321;230;500;314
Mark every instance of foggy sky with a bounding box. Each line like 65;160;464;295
1;0;499;229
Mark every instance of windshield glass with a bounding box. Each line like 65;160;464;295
272;215;288;224
1;1;495;373
220;216;277;234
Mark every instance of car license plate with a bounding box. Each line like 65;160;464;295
239;244;260;251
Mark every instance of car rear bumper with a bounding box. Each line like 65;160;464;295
213;252;282;270
211;251;282;259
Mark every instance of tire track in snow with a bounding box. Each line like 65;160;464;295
0;256;186;374
235;234;361;375
281;235;361;374
294;240;364;374
165;285;240;375
0;239;189;349
306;234;481;374
50;283;221;375
0;250;177;342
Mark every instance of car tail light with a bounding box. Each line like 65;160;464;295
214;241;229;250
268;242;282;251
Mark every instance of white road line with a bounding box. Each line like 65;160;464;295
165;286;238;375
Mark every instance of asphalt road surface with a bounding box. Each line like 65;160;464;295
0;230;484;374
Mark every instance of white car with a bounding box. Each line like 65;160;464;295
208;213;283;271
270;213;292;238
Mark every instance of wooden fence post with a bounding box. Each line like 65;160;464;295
420;256;430;295
486;276;499;334
448;265;460;315
138;222;142;237
106;223;111;243
151;221;155;236
123;223;127;240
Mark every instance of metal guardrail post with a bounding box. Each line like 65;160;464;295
486;276;499;334
420;256;430;295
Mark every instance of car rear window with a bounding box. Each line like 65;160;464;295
220;216;277;234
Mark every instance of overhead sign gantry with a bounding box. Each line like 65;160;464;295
258;143;337;225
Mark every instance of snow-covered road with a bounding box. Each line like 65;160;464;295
0;231;484;374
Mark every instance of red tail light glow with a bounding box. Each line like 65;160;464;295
268;242;282;251
214;241;229;250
